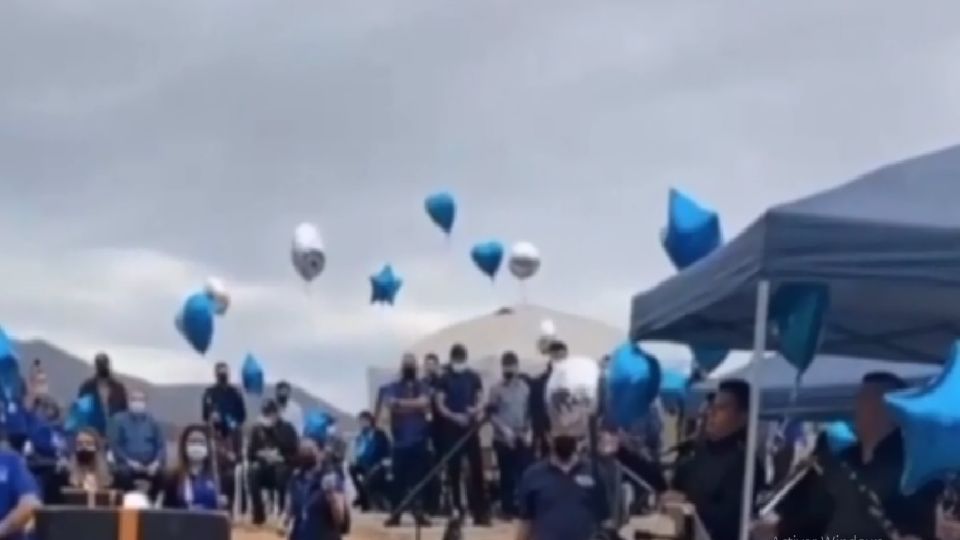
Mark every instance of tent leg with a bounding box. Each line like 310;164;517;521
738;280;771;540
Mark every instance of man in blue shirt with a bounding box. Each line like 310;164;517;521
436;344;491;526
108;389;166;500
383;354;431;528
0;448;41;540
348;411;390;512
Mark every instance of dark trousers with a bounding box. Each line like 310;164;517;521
349;463;389;512
444;426;489;520
112;467;164;500
424;427;444;515
391;442;429;518
247;461;290;525
531;427;550;459
28;462;68;504
493;440;531;517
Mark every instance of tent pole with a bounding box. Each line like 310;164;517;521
738;280;770;540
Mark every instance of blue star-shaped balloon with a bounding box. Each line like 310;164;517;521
370;264;402;305
470;241;504;280
885;341;960;494
242;353;265;396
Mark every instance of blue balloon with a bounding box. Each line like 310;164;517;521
470;241;504;280
177;292;215;354
661;188;722;270
242;354;265;395
605;342;662;430
65;395;95;432
771;283;829;376
0;327;16;371
824;421;857;455
886;341;960;494
370;264;403;305
691;347;727;375
424;192;456;235
659;368;690;407
304;409;334;442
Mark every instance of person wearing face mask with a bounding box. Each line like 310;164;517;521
348;411;390;512
247;400;300;526
489;351;532;520
163;425;223;511
108;389;165;500
24;389;68;505
275;381;305;436
420;353;446;516
67;427;113;493
515;426;609;540
76;353;128;436
436;343;491;526
201;362;247;439
528;341;567;459
286;437;348;540
383;354;431;528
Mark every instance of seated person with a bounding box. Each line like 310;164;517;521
23;398;69;504
162;425;224;512
247;399;299;526
348;411;391;512
62;427;117;506
0;445;42;540
108;389;166;500
286;437;348;540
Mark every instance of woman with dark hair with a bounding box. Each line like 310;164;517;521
162;424;222;511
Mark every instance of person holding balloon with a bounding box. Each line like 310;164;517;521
75;353;128;437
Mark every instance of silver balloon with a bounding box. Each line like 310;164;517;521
545;355;600;437
291;222;326;282
508;241;541;280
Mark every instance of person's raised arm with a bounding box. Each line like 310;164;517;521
0;456;41;538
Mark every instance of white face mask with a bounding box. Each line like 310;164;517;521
186;444;208;462
450;362;466;373
34;385;50;396
129;401;147;414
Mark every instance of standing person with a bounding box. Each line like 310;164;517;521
528;341;567;458
201;361;246;510
488;351;531;520
383;354;431;528
514;424;609;540
286;437;348;540
661;379;764;540
436;344;491;526
108;389;166;499
247;400;299;526
76;353;128;436
276;381;304;435
0;447;41;540
348;411;390;512
421;352;445;515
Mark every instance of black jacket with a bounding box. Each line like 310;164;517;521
671;430;764;540
201;384;247;434
776;430;939;540
526;368;552;434
76;377;128;424
247;420;299;465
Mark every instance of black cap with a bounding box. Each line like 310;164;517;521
450;343;467;360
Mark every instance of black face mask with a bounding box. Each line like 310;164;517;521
215;373;228;385
76;449;96;466
503;371;517;380
277;394;289;405
298;453;317;470
95;364;110;378
552;436;578;463
401;367;417;380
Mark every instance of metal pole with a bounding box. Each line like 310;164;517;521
738;280;770;540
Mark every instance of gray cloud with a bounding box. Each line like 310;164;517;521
3;0;960;409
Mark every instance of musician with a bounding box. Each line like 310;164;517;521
662;379;764;540
162;425;223;511
756;372;940;540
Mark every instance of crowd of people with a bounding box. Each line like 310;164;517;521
0;353;350;540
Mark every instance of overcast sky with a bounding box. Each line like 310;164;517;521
2;1;960;411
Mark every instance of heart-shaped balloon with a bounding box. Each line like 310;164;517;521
241;354;265;396
604;342;662;431
177;293;215;354
471;241;504;280
425;192;457;235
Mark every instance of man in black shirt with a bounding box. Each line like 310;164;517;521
663;379;763;540
528;341;567;458
422;353;445;515
758;372;940;540
247;399;299;526
436;344;491;526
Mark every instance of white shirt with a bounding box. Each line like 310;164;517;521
279;400;304;433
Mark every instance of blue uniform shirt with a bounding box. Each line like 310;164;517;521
0;450;39;540
288;466;344;540
439;369;482;415
518;459;608;540
387;380;429;448
182;472;219;511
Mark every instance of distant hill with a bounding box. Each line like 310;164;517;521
11;339;357;438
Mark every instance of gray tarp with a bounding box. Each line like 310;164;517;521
630;144;960;363
687;356;940;420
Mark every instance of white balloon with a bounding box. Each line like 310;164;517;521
537;318;557;354
545;355;600;437
291;222;326;282
204;277;230;315
508;241;541;280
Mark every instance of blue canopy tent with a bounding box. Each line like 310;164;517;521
689;355;940;420
629;144;960;540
